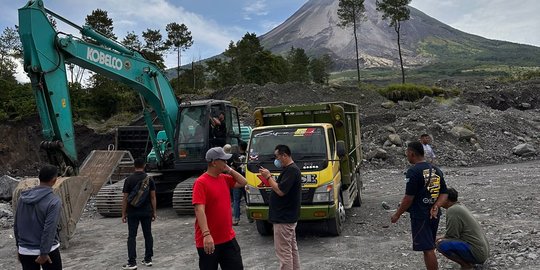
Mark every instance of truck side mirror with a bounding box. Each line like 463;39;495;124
336;140;346;158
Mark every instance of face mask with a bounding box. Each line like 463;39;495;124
274;158;282;168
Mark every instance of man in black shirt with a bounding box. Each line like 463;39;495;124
259;144;301;270
121;158;157;269
210;112;227;147
391;141;448;270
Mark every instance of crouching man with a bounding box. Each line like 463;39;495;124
436;188;490;269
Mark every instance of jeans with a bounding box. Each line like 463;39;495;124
197;238;243;270
232;188;244;220
19;248;62;270
127;212;153;265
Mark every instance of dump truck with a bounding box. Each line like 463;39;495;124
245;102;363;236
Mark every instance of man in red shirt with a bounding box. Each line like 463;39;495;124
192;147;247;270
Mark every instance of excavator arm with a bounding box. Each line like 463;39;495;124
18;0;179;175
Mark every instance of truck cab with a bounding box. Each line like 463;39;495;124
245;102;362;236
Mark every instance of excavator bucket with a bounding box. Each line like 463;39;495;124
12;176;92;249
11;150;134;248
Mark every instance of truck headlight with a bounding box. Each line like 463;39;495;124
246;185;264;203
313;182;334;203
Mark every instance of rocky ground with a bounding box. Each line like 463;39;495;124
0;161;538;269
1;78;539;176
0;78;539;269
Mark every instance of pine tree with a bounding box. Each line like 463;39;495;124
376;0;411;84
338;0;366;84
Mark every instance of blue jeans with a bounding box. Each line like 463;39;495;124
127;212;153;265
232;188;244;220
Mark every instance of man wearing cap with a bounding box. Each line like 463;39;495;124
192;147;247;270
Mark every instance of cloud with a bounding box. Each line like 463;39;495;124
449;0;540;46
243;0;269;20
410;0;540;47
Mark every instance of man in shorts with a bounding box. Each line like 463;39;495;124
391;141;448;270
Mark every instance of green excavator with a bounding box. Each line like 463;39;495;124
14;0;243;246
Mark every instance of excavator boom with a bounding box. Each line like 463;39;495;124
18;0;179;175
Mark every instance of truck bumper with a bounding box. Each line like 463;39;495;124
247;204;337;221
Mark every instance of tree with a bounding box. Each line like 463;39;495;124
165;22;193;94
337;0;366;84
310;54;333;84
85;9;116;40
84;9;117;88
142;29;169;69
122;31;142;51
287;47;310;82
376;0;411;84
0;26;22;81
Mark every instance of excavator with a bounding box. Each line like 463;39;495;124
14;0;242;246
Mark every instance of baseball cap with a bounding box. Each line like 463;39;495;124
205;147;232;162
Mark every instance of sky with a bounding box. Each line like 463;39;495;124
1;0;539;83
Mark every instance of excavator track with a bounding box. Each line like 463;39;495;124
172;177;198;215
95;180;125;217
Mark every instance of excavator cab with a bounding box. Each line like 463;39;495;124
174;99;242;172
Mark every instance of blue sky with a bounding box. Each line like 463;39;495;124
1;0;539;82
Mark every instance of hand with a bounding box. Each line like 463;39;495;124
122;215;127;223
430;206;439;219
391;213;401;223
203;235;215;254
152;212;157;222
223;165;233;174
35;255;52;265
258;167;270;179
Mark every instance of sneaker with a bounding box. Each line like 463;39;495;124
141;260;153;267
122;264;137;270
233;219;240;226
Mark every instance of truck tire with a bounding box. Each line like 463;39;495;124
256;220;273;236
327;193;346;236
353;173;362;207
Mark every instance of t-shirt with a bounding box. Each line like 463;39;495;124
423;144;436;161
405;162;447;219
445;203;490;263
269;163;302;224
192;172;236;247
122;171;156;215
213;121;226;138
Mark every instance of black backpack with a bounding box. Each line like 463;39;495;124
127;176;150;207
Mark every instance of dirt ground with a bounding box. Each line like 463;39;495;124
1;160;538;270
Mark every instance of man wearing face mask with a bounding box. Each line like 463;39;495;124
192;147;247;270
259;144;302;270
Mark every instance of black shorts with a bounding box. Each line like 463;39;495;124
411;218;439;251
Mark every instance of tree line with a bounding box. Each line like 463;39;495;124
0;8;333;121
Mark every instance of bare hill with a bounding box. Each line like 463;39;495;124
259;0;540;70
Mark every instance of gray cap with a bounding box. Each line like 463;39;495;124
205;147;232;162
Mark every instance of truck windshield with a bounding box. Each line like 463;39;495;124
177;106;207;159
248;127;327;163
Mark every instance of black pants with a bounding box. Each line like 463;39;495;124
197;238;243;270
19;248;62;270
127;213;153;265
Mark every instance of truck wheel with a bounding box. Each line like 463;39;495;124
256;220;273;236
327;193;346;236
353;174;363;207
